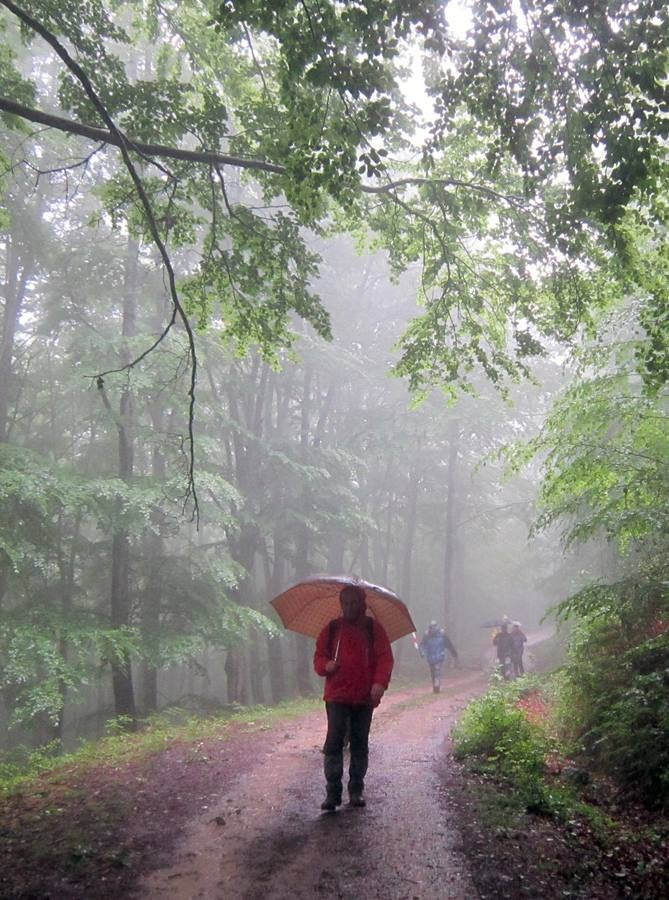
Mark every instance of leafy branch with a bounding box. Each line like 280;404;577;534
0;95;528;207
0;0;199;522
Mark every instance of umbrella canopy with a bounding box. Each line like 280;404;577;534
270;575;415;643
479;617;511;628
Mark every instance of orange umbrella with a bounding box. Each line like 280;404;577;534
270;575;415;643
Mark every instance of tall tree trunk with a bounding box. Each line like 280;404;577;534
350;482;371;576
293;527;314;697
0;230;32;443
0;238;29;648
224;647;243;705
266;530;288;702
139;405;166;714
0;229;34;735
443;420;461;631
222;358;269;705
248;630;266;705
380;488;395;585
54;512;81;742
326;533;346;572
225;523;258;704
139;566;159;713
109;240;139;723
356;529;370;576
110;519;135;719
400;474;419;604
396;471;419;672
292;368;315;696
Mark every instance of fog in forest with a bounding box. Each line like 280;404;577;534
0;10;613;756
2;7;668;897
1;167;594;753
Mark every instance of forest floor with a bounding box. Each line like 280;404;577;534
1;663;668;899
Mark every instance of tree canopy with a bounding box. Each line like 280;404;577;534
1;0;666;423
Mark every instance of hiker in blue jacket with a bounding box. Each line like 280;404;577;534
419;621;458;693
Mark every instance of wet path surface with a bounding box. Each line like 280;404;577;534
139;672;485;899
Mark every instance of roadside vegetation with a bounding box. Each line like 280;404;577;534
451;666;669;898
445;229;669;894
0;697;321;797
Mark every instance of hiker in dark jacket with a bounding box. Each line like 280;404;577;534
314;585;393;811
510;622;527;676
493;623;514;679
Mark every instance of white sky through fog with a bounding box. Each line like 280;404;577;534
405;0;472;131
443;0;473;40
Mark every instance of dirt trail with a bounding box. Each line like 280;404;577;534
140;670;486;900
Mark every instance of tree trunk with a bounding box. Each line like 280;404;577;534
248;630;266;705
0;229;32;442
0;228;34;732
293;633;314;696
139;405;166;714
400;473;419;604
381;488;395;585
292;368;315;696
293;527;314;697
224;647;243;704
266;531;288;702
110;526;135;719
54;512;81;742
326;533;346;573
221;358;271;705
225;521;259;705
443;420;461;631
109;240;139;723
395;471;419;672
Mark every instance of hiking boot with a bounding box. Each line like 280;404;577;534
321;790;342;812
348;791;366;807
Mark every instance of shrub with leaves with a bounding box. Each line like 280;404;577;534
557;613;669;809
453;678;556;814
512;284;669;809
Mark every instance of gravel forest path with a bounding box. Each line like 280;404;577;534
140;670;486;900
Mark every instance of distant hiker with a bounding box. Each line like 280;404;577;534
314;584;393;812
493;622;514;679
419;621;458;693
510;622;527;677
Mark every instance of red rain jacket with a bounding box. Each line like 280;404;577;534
314;615;393;705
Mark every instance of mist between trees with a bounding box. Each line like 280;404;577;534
0;199;572;749
0;0;667;765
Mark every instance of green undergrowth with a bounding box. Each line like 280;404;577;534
0;696;321;798
452;672;666;841
453;674;580;820
451;673;669;898
557;620;669;810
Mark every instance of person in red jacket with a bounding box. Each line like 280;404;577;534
313;584;394;811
